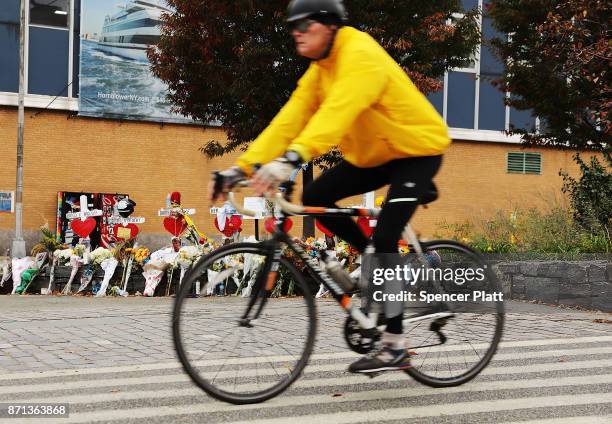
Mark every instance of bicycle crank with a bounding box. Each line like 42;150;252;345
343;316;382;354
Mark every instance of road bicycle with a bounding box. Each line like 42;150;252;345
173;181;504;404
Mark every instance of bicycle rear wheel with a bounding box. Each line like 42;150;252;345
173;242;317;404
403;240;504;387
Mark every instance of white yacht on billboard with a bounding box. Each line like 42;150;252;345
97;0;170;62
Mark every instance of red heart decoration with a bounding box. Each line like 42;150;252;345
264;217;292;234
357;216;376;238
163;216;187;237
229;215;242;232
264;218;275;234
214;216;234;237
315;219;334;237
113;223;140;241
70;217;97;238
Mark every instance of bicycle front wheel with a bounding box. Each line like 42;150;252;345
173;242;317;404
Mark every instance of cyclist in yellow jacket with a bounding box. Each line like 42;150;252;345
210;0;451;374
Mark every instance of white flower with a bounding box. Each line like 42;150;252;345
177;246;203;267
312;238;327;251
72;245;86;257
53;248;76;265
89;247;113;265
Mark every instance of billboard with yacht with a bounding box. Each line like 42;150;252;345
79;0;191;123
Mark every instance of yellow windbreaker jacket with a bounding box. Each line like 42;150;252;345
236;26;451;173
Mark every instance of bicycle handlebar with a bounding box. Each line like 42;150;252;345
226;181;259;217
226;180;381;218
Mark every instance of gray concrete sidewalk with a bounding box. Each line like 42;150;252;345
0;296;610;374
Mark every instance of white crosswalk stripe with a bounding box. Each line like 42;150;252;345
3;334;611;382
222;394;612;424
499;416;612;424
1;335;610;424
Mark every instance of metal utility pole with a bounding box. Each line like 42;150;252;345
12;0;27;258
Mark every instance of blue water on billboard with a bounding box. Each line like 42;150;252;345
79;39;189;123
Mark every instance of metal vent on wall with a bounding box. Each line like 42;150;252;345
507;152;542;174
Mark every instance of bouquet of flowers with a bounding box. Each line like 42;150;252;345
142;247;179;297
174;245;204;291
204;253;245;296
0;257;10;287
53;248;73;266
334;241;353;261
30;224;65;256
198;236;219;255
10;257;35;294
177;246;202;268
61;253;82;295
132;247;150;266
306;237;328;253
13;253;48;295
94;256;118;297
89;247;114;266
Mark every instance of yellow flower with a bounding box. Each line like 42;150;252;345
510;234;517;245
486;245;493;252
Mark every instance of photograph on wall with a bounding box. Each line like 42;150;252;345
79;0;190;123
56;192;101;247
99;193;129;248
0;191;15;213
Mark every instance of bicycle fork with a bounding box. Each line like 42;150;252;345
238;243;282;327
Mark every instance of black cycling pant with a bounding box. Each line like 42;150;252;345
302;155;443;334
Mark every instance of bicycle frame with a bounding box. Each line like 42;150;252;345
229;186;430;334
236;215;378;332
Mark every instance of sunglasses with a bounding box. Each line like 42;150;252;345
288;18;317;33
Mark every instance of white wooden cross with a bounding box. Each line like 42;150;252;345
66;195;103;221
65;195;102;264
107;216;146;225
158;207;196;217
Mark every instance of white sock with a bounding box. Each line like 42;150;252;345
382;331;405;350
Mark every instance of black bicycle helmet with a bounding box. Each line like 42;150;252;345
286;0;348;24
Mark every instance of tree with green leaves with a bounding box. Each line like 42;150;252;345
487;0;610;153
149;1;480;168
488;1;610;245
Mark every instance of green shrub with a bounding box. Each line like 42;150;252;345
435;206;611;254
560;153;611;245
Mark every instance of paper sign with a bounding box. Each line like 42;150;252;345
158;208;196;217
243;197;266;219
108;217;145;225
116;226;133;239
